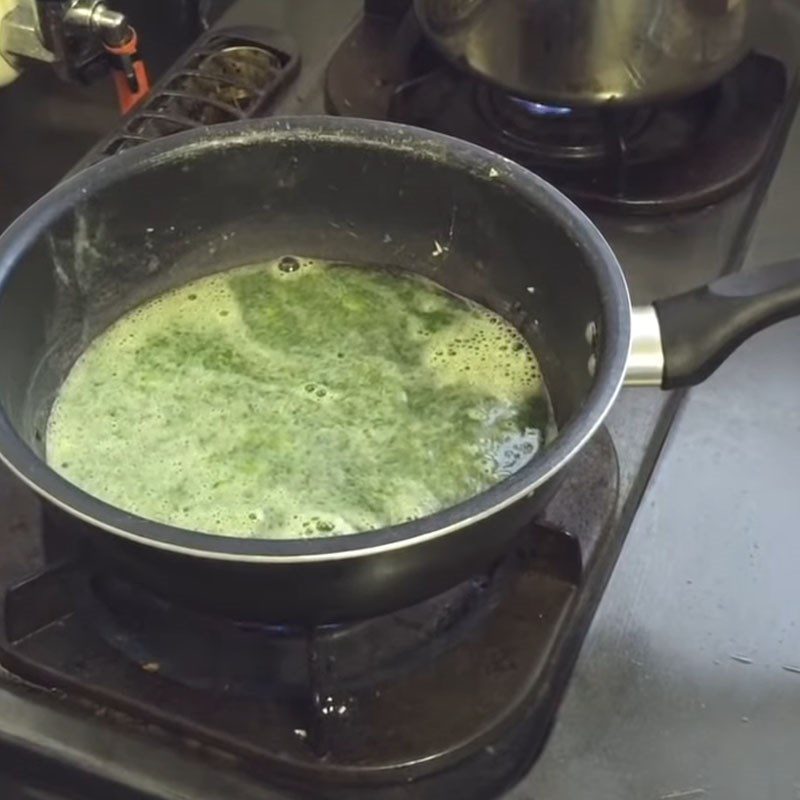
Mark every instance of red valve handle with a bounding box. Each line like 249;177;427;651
104;27;150;114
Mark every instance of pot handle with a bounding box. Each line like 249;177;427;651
627;259;800;389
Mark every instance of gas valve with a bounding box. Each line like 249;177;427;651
63;0;150;111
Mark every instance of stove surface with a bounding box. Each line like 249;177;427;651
0;1;798;798
0;430;618;799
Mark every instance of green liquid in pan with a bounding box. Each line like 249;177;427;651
46;258;553;538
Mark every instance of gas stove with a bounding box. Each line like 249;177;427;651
324;8;788;214
0;2;797;799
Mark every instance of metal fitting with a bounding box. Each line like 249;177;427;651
64;0;130;47
625;306;665;387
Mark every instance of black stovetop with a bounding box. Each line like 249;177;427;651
0;1;797;799
0;430;619;799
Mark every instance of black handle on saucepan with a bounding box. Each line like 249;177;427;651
653;259;800;389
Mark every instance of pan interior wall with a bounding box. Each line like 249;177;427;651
0;131;605;455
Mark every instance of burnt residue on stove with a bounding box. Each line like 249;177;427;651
0;430;618;798
325;10;788;214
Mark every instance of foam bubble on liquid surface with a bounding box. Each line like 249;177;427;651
46;258;553;539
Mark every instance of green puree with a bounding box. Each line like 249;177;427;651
46;258;552;538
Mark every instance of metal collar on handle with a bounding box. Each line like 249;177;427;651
625;306;664;387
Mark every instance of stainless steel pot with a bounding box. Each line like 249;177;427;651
414;0;763;107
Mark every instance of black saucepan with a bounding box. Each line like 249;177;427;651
0;118;797;623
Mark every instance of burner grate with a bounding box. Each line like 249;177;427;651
475;84;656;166
73;27;299;168
85;566;499;698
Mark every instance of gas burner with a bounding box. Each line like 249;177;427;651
86;566;497;697
475;85;655;166
507;99;573;118
325;13;789;213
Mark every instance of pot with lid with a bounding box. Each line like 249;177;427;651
414;0;762;107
